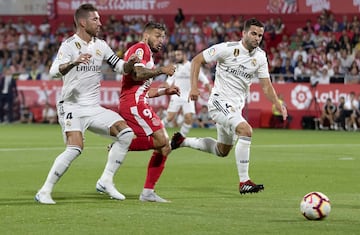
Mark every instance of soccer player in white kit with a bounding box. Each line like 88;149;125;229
35;4;137;204
163;48;212;136
171;18;288;194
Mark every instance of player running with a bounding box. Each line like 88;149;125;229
171;18;287;194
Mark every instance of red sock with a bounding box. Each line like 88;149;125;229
144;151;167;189
129;136;154;151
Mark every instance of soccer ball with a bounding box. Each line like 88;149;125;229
300;192;331;220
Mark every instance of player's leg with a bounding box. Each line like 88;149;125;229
179;101;196;137
35;103;84;204
163;99;181;127
140;127;171;203
94;108;134;200
234;120;264;194
163;111;176;127
171;101;231;156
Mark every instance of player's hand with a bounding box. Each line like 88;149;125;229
127;54;140;64
189;88;200;101
161;64;176;76
165;82;180;96
76;53;92;64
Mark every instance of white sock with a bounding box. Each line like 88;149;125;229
235;136;251;182
142;188;154;195
99;128;134;183
180;123;192;137
40;146;82;193
183;137;222;156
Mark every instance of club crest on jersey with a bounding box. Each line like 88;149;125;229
233;48;240;57
96;49;102;57
135;48;144;60
208;47;216;57
75;42;81;50
251;59;257;66
151;118;161;126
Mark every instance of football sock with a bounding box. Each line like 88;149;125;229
129;135;154;151
180;123;192;137
99;128;134;183
144;151;167;189
235;136;251;182
182;137;222;156
40;145;82;192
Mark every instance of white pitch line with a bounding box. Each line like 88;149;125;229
0;146;107;152
0;144;359;152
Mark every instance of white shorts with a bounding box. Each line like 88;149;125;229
208;94;246;145
167;97;195;114
57;102;123;142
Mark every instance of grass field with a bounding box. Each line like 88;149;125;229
0;124;359;235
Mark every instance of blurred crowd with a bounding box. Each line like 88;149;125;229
1;10;360;83
1;9;360;125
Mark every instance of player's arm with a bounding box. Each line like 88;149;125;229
147;83;180;98
259;78;288;120
132;64;176;81
50;44;93;77
189;53;206;101
198;68;212;93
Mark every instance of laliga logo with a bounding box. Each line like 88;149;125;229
291;84;312;109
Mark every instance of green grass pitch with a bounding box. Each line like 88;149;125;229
0;124;359;235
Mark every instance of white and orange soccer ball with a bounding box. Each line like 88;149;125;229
300;192;331;220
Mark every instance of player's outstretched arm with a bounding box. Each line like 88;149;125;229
147;83;180;98
259;78;288;120
133;64;176;81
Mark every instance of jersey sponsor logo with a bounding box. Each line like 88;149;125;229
225;66;252;80
135;48;144;60
75;42;81;50
233;48;239;57
208;47;216;56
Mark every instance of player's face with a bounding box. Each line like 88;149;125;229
242;25;264;51
147;29;165;53
84;11;102;37
174;51;184;63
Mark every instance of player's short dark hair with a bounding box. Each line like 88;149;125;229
74;3;98;24
144;22;167;33
243;18;264;31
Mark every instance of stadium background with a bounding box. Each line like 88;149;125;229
2;0;360;129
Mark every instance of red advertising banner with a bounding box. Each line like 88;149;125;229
17;80;359;129
55;0;360;15
56;0;298;15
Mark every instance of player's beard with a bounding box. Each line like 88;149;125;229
244;38;257;52
86;26;99;38
148;40;162;53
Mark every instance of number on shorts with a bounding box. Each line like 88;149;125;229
66;112;73;120
143;109;152;119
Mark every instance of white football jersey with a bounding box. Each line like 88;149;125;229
203;40;269;104
166;61;209;99
50;34;124;106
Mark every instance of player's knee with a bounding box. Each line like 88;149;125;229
56;146;82;167
116;127;134;147
215;144;231;157
236;123;253;137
